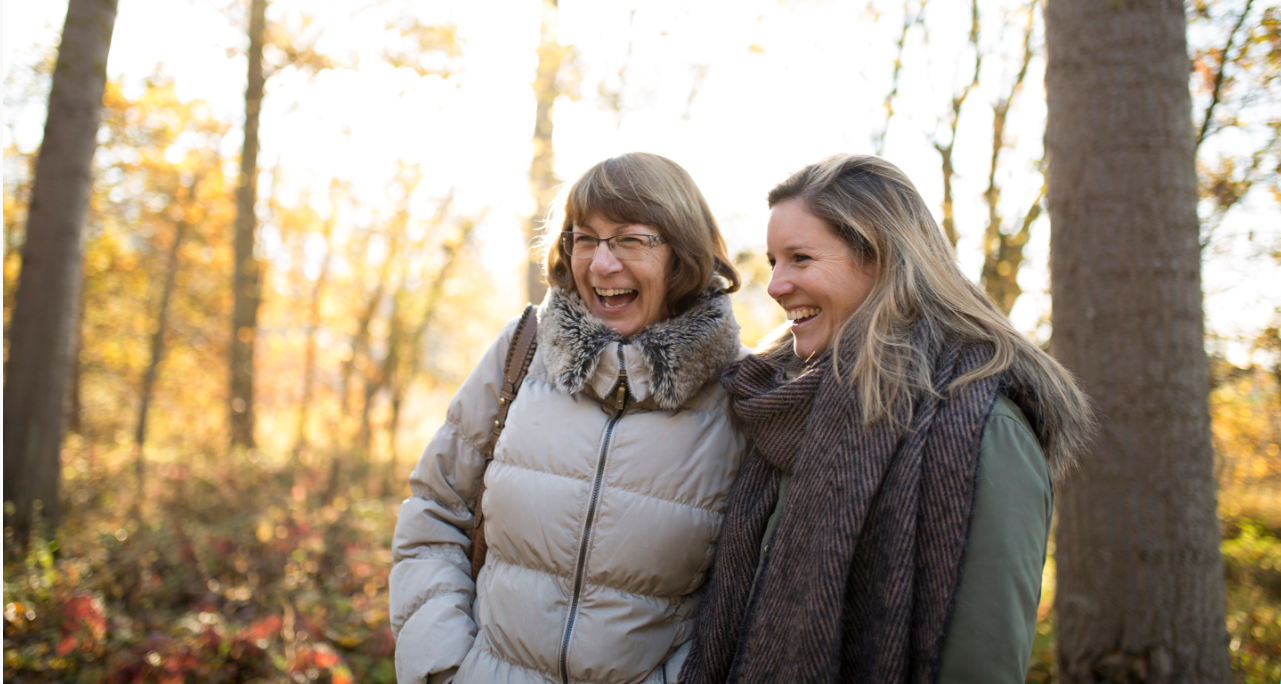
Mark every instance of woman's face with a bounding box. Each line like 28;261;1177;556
571;214;672;337
766;199;876;359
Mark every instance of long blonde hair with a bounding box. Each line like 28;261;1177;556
763;154;1093;474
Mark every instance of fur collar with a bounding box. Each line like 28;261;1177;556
537;285;742;410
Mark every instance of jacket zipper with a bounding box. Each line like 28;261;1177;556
559;346;629;684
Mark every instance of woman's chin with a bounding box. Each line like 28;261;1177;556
595;307;645;337
790;332;828;360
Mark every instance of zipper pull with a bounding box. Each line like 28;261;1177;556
614;345;629;411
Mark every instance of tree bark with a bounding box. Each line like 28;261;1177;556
526;0;563;305
230;0;267;451
66;285;85;435
1045;0;1231;681
2;0;118;540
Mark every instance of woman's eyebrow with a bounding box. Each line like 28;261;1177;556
578;220;647;234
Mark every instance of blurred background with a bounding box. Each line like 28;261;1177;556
2;0;1278;681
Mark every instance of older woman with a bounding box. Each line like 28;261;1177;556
390;152;747;684
679;155;1095;684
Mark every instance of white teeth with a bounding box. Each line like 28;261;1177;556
594;288;636;297
787;307;821;321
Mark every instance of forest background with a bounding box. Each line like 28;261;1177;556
2;0;1279;682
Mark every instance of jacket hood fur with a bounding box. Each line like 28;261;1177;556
537;285;742;410
1001;359;1097;483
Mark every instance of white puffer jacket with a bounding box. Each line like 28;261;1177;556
390;286;747;684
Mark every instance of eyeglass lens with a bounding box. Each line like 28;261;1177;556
562;233;656;260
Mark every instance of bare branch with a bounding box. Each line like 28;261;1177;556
980;0;1039;314
875;0;928;155
1196;0;1255;149
930;0;982;247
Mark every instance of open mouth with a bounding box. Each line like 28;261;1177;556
787;307;821;326
595;287;638;310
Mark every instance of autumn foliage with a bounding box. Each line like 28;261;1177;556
3;68;497;683
4;447;395;682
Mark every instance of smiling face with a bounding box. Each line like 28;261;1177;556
766;198;877;359
571;214;672;337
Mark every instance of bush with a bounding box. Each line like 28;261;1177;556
4;445;396;684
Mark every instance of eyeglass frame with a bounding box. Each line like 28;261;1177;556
559;230;668;260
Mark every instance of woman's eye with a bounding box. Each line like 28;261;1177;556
573;234;596;245
793;254;811;263
617;236;645;247
766;258;776;270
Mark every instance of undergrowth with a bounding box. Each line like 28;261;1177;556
4;445;1279;683
4;444;397;683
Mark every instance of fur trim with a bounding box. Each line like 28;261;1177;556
1002;360;1098;483
537;286;742;409
538;288;618;397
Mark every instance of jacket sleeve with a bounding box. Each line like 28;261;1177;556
389;319;519;684
936;396;1052;684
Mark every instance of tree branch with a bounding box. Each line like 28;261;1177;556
1196;0;1254;149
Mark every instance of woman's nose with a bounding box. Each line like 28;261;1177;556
589;242;624;275
767;267;792;300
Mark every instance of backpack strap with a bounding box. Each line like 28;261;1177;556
472;303;538;578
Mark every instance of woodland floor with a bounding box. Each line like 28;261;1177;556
4;444;1280;684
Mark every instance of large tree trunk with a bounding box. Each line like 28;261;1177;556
2;0;118;540
1045;1;1230;682
526;0;563;305
230;0;267;451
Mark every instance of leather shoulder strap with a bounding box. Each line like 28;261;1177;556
486;303;539;459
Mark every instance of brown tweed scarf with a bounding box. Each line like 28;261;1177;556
678;332;1003;684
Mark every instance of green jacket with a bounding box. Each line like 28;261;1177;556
755;395;1051;683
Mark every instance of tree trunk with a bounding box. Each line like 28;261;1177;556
230;0;267;451
383;219;473;491
66;285;85;435
2;0;118;540
134;181;195;501
357;292;401;461
340;230;398;420
526;0;563;305
1045;0;1230;681
292;198;336;463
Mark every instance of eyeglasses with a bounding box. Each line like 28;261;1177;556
560;231;667;260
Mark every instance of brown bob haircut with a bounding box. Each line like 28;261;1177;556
543;152;740;315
